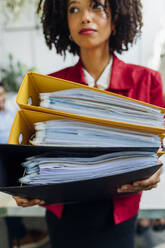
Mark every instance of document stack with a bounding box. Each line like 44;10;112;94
19;150;159;185
0;72;164;204
17;117;161;185
40;88;164;127
17;86;163;192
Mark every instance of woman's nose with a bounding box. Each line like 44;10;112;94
81;9;92;24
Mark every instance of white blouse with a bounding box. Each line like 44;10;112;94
83;57;113;90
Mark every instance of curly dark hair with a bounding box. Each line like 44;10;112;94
0;82;4;88
37;0;143;56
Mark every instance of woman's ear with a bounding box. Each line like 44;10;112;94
111;24;116;36
111;24;115;32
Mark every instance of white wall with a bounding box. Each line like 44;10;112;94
119;0;165;67
0;2;78;76
0;0;165;76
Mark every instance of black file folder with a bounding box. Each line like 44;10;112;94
0;144;162;205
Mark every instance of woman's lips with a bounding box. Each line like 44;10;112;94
79;28;96;35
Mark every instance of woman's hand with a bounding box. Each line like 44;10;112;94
13;196;45;207
117;166;162;194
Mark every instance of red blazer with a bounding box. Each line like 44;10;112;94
45;55;164;224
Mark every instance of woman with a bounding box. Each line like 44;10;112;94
14;0;164;247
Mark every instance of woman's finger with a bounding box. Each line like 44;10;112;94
13;196;45;207
118;167;162;193
118;181;158;193
133;168;161;188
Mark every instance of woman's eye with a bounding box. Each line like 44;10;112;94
92;3;104;10
69;7;79;14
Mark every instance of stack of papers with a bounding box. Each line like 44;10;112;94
3;72;164;202
19;117;161;186
40;88;164;127
19;151;158;185
18;87;163;188
31;119;161;148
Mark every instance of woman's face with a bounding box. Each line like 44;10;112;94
67;0;114;51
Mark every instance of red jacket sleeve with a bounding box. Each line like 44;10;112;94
150;71;164;108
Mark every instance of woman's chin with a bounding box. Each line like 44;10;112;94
78;42;103;50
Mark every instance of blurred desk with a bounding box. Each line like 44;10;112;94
0;173;165;218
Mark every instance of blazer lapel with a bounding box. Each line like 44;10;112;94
72;60;88;86
107;55;133;91
72;55;134;93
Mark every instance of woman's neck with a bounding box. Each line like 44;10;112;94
80;46;111;81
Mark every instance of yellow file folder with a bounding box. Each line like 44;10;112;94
16;72;165;136
8;109;163;151
8;109;68;145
